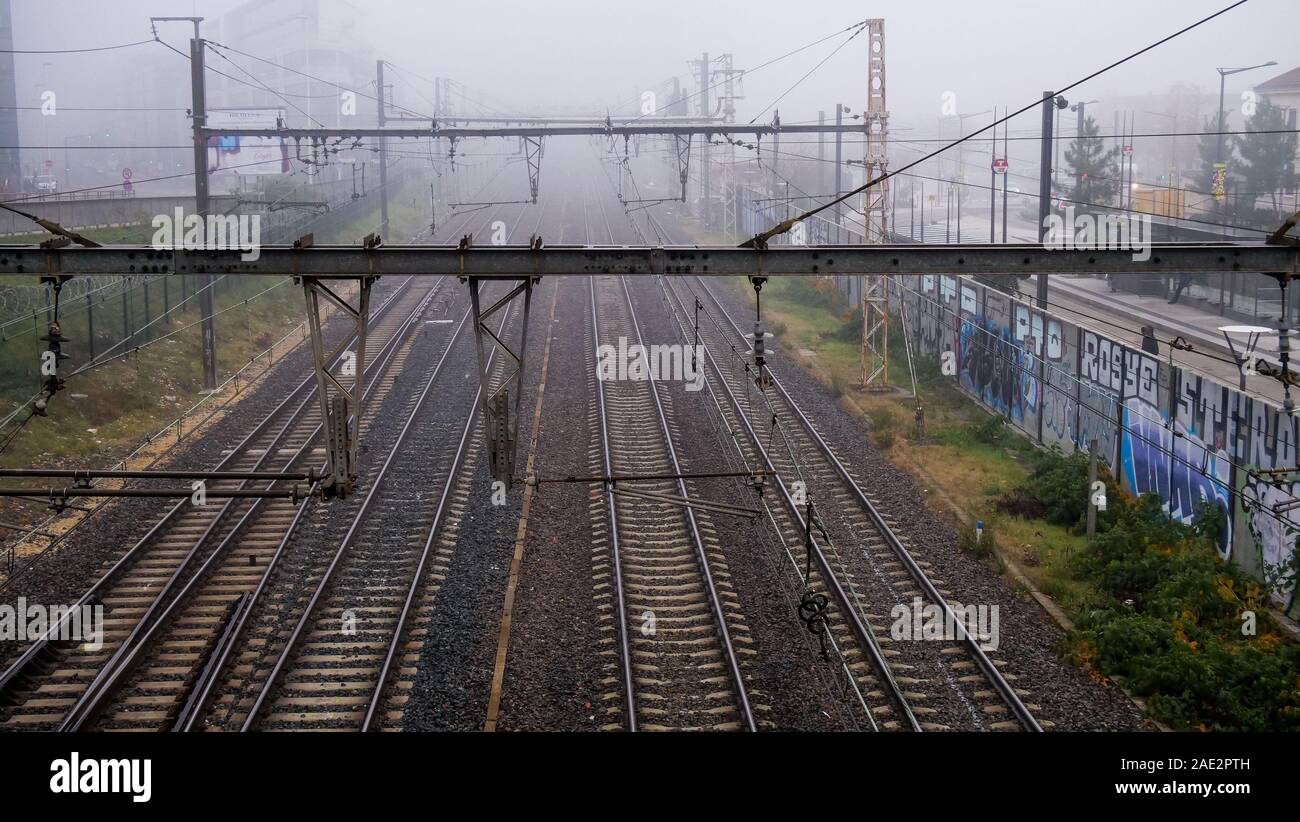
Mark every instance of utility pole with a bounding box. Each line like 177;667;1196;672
376;60;389;239
151;15;202;40
1036;91;1060;310
1001;108;1008;243
190;36;217;391
818;110;826;196
989;108;996;243
834;103;843;242
698;52;710;230
1086;438;1099;537
771;109;780;203
1074;102;1086;199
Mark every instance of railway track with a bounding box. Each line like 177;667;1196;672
0;276;435;731
659;272;1043;731
209;200;544;731
584;184;758;731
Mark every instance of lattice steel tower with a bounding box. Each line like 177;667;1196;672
860;19;891;388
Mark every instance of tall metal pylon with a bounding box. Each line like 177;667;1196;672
860;18;891;388
715;54;743;241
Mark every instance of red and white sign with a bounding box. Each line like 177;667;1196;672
992;158;1009;174
1122;145;1134;155
44;159;53;169
121;167;133;180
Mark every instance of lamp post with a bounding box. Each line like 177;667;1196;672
1216;62;1276;186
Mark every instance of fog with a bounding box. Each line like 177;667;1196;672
5;0;1296;200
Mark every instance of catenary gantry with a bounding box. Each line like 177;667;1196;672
3;240;1295;497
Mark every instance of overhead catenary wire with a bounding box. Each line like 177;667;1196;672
0;39;155;55
730;140;1278;238
628;18;874;123
747;21;869;124
746;0;1253;246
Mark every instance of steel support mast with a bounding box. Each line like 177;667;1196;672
860;19;890;388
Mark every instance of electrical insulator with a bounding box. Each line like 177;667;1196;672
753;320;771;391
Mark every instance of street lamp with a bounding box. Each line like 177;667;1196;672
1216;62;1276;169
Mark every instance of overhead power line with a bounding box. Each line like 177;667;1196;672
746;0;1253;247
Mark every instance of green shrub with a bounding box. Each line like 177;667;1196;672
972;415;1008;446
957;525;990;558
1068;493;1300;731
1000;448;1112;532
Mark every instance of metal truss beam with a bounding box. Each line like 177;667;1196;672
302;275;373;497
675;134;692;201
466;271;536;488
198;124;867;140
523;136;543;204
7;243;1294;279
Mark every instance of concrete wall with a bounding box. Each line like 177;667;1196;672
893;275;1299;617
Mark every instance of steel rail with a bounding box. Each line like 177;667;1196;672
694;275;1043;732
586;183;640;731
650;268;877;728
171;280;449;732
658;274;922;731
0;277;417;701
241;291;510;731
613;275;756;730
359;198;540;730
360;307;492;730
56;279;442;732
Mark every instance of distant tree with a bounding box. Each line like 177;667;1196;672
1235;98;1298;214
1064;115;1119;210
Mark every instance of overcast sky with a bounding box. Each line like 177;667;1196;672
10;0;1298;141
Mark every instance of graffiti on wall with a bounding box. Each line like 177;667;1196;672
1041;317;1077;453
1077;331;1124;466
893;275;1299;613
1242;401;1300;607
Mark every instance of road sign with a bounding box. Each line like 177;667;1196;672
992;158;1009;174
1122;145;1134;155
122;167;133;180
44;159;52;169
123;180;133;194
